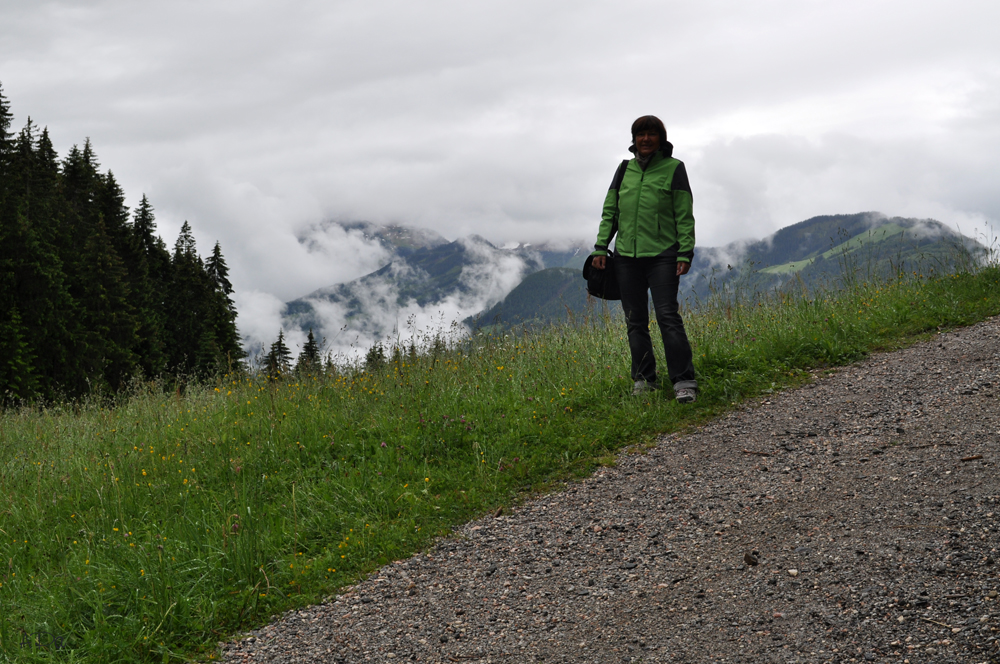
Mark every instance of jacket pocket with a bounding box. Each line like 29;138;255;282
656;189;674;243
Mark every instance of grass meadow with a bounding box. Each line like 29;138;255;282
2;263;1000;662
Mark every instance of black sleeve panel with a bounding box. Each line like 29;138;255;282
671;161;692;194
609;159;629;191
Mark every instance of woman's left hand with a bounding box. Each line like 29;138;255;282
676;262;690;277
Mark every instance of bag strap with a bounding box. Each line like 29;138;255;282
606;159;629;242
610;159;629;191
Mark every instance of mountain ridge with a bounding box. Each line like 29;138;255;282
280;213;985;342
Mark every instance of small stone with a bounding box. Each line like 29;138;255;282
744;552;759;566
440;635;448;643
990;590;998;598
788;569;799;577
621;562;638;569
486;564;497;576
864;652;875;661
494;507;503;518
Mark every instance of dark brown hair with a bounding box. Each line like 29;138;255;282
630;115;667;147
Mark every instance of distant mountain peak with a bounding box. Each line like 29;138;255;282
296;219;450;260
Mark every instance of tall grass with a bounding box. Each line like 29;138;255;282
2;264;1000;662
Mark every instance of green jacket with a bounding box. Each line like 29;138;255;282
593;142;695;263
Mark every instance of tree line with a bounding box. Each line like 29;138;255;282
0;82;243;402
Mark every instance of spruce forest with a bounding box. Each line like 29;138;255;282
0;83;243;402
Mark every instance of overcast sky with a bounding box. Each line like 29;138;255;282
2;0;998;331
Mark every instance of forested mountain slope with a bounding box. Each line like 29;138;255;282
0;83;243;401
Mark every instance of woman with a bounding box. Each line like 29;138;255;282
591;115;698;403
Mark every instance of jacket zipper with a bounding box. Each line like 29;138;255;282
630;168;645;258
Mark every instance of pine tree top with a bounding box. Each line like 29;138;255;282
174;221;197;259
0;81;12;145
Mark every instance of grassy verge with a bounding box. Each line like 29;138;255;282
2;266;1000;662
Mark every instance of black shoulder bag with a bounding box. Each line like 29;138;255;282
581;159;629;300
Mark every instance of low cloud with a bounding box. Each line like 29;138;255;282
248;235;536;363
233;289;295;357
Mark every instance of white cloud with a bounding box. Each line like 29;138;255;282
232;289;293;357
292;237;533;361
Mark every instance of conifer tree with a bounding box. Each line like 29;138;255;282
99;171;139;275
195;324;221;376
164;221;209;375
131;195;170;377
0;117;80;399
266;330;292;379
133;195;173;290
58;141;139;390
29;128;61;239
0;306;37;402
0;208;77;399
296;329;321;375
205;241;244;370
96;174;171;383
0;82;12;172
364;341;387;373
81;217;139;390
0;83;15;232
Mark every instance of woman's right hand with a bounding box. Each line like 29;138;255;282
592;255;606;270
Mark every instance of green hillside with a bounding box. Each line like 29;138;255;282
761;222;918;274
679;213;984;307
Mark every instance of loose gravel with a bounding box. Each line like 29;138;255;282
222;317;1000;663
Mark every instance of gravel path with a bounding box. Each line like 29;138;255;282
222;317;1000;664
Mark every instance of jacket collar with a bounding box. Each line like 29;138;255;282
628;140;674;159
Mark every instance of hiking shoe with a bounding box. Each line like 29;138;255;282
632;380;660;396
675;387;697;404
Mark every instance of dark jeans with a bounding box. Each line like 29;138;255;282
615;255;697;389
